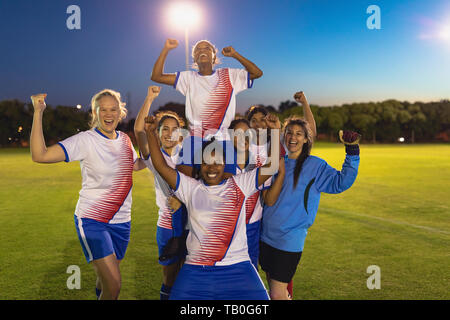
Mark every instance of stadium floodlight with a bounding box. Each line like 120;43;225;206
168;2;201;70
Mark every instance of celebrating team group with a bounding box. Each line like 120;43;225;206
29;38;360;300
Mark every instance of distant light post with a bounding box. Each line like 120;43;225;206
168;2;201;70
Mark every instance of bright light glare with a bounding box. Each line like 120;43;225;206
438;25;450;41
168;2;200;30
76;104;82;109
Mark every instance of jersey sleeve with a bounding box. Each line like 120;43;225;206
228;68;253;94
174;71;192;96
172;170;200;204
232;167;270;197
57;131;88;162
314;154;360;194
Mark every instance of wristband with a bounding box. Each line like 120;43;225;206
345;144;360;156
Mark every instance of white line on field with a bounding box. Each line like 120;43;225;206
320;207;450;236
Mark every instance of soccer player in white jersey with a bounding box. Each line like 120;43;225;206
151;38;263;177
143;115;281;300
134;86;187;300
228;116;286;270
30;90;146;300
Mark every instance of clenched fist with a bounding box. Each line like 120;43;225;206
294;91;308;105
222;46;237;57
164;38;179;50
146;86;161;99
30;93;47;112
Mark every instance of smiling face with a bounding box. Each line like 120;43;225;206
97;95;121;137
249;111;268;144
193;41;216;67
159;117;180;150
284;124;308;158
200;150;225;185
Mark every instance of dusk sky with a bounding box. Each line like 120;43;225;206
1;0;449;118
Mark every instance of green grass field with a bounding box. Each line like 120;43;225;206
0;143;449;300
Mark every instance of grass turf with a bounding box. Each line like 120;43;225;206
0;143;448;299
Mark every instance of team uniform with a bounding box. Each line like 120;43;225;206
168;168;271;300
228;141;274;268
174;68;253;169
141;145;187;266
260;150;360;283
57;128;138;263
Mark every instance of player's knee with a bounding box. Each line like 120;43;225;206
102;278;121;300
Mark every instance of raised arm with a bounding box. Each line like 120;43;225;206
294;91;317;138
257;126;281;186
315;130;361;194
150;39;179;86
134;86;161;159
262;158;285;206
30;94;66;163
222;46;263;80
144;116;178;189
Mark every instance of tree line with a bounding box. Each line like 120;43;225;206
1;98;449;147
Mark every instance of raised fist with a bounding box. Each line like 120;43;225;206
147;86;161;99
265;113;281;130
222;46;236;57
294;91;308;105
164;38;179;50
30;93;47;112
339;130;361;145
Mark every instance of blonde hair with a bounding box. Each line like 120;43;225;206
89;89;127;128
191;39;221;70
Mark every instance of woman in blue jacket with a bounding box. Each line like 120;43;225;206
260;116;361;300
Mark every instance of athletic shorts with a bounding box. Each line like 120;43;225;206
156;226;187;266
74;215;130;263
178;135;236;173
246;220;261;269
169;261;270;300
259;241;302;283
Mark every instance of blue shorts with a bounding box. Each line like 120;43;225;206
169;261;269;300
246;220;261;269
178;135;236;173
156;226;187;266
74;215;130;263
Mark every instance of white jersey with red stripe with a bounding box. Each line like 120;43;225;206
243;142;269;224
58;128;138;224
174;68;252;140
244;141;286;223
173;168;267;266
142;145;181;230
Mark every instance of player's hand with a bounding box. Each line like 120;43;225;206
339;130;361;145
265;113;281;130
222;46;237;58
30;93;47;112
164;38;179;50
146;86;161;99
294;91;308;105
168;196;182;213
144;115;158;133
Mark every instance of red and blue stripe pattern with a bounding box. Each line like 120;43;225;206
190;179;246;266
196;68;233;137
83;133;134;223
